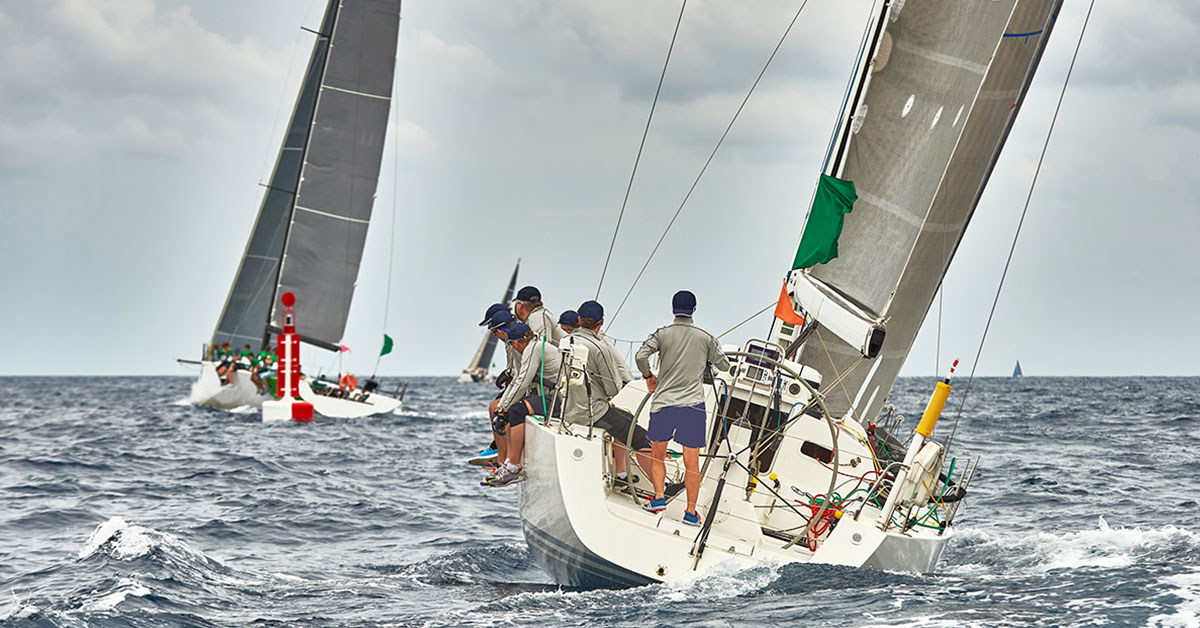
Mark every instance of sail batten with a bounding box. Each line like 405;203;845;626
794;0;1064;422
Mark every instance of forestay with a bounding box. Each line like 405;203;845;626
794;0;1063;422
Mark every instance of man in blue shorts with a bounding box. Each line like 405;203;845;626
635;290;729;526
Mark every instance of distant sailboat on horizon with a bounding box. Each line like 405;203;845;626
459;260;520;383
1013;360;1023;377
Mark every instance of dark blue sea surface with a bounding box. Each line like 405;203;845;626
2;376;1198;627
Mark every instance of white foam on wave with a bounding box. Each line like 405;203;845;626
951;516;1200;575
78;516;210;564
77;577;151;613
657;558;784;602
1147;570;1200;628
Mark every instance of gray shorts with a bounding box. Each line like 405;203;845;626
594;406;651;451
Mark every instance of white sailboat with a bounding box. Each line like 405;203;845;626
187;0;403;419
515;0;1064;587
459;260;520;383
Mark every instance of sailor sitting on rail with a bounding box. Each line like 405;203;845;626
215;342;235;384
486;321;561;487
471;307;519;468
563;300;654;490
513;286;564;348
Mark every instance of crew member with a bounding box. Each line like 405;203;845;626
564;300;654;488
558;310;579;335
635;290;730;526
470;308;519;467
513;286;564;347
488;322;561;487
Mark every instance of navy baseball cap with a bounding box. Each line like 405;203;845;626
672;290;697;315
506;322;532;341
487;310;515;330
578;300;604;321
479;303;509;326
559;310;579;326
514;286;541;303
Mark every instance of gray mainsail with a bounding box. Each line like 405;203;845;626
792;0;1063;422
270;0;402;351
467;260;521;375
210;2;341;351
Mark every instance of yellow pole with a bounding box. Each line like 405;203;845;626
915;381;951;438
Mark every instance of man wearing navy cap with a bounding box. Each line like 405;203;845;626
563;300;653;487
513;286;564;347
487;321;561;487
558;310;579;335
636;290;730;525
469;307;521;467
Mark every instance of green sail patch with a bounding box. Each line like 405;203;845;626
792;175;857;269
380;334;394;357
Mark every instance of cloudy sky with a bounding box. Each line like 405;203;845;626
1;0;1196;378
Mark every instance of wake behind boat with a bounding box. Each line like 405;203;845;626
185;0;404;418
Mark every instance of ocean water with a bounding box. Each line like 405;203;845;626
1;375;1198;627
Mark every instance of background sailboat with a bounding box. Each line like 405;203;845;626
459;260;520;383
189;0;403;417
1013;360;1024;377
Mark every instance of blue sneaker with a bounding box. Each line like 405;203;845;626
643;497;666;513
683;511;701;527
468;447;499;467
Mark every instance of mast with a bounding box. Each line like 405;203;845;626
787;0;1064;422
466;260;521;375
210;1;341;352
269;0;403;352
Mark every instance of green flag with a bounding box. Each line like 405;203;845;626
380;334;393;357
792;174;858;269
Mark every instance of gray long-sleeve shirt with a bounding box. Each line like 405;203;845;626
523;304;565;347
635;316;730;413
564;327;633;423
498;336;562;412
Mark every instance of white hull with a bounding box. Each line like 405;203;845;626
190;362;270;410
297;378;402;419
518;376;952;588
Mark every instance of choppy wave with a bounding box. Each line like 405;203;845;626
1;376;1197;627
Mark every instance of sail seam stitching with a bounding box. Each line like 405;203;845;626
891;38;988;75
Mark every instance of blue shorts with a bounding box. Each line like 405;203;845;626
647;403;707;448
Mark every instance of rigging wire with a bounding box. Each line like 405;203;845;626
372;1;405;379
595;0;688;301
606;0;813;328
946;0;1096;450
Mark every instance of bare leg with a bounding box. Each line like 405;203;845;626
612;442;628;476
633;449;654;482
683;446;700;514
650;441;668;499
508;423;525;466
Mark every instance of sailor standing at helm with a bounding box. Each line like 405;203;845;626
636;290;730;526
513;286;564;347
